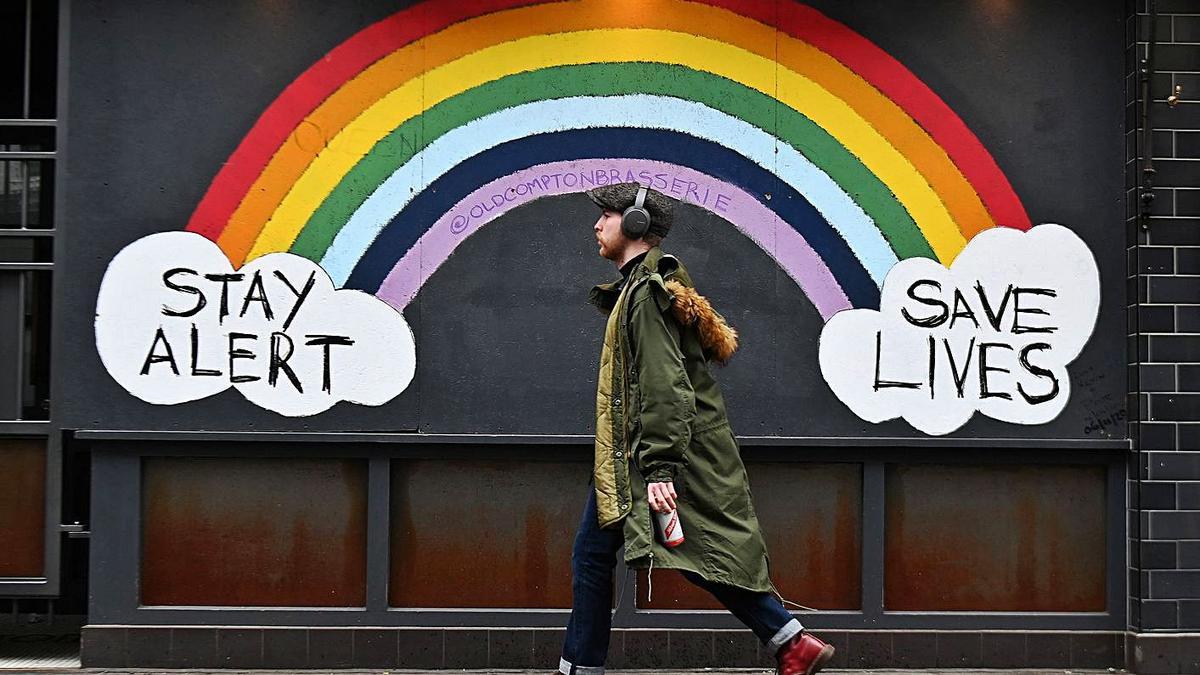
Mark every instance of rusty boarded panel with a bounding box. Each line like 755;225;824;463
142;458;367;606
884;463;1106;611
639;463;862;610
390;460;586;608
0;439;45;576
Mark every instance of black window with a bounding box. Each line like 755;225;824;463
1;0;57;420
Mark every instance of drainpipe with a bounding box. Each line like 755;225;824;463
1140;0;1158;226
1135;0;1159;634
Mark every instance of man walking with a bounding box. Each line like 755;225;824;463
558;183;834;675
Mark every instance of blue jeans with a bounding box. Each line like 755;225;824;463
560;490;802;674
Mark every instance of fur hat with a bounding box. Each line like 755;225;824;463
586;182;675;238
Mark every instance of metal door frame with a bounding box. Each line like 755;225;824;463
0;0;69;598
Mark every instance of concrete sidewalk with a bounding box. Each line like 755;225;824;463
0;662;1123;667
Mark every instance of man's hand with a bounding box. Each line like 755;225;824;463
648;481;677;513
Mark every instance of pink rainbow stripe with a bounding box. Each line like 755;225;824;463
375;159;853;319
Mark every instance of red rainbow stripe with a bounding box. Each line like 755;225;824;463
186;0;549;239
185;0;1030;241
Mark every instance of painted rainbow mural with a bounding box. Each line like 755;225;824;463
185;0;1031;319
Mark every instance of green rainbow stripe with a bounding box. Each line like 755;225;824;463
290;62;933;263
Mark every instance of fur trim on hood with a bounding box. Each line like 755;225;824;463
664;279;739;364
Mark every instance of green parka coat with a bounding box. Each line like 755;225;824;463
589;246;772;593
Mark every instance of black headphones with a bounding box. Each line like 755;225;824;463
621;185;651;239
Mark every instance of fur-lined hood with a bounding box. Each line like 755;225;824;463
664;279;738;364
589;251;739;365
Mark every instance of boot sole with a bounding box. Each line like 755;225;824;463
805;644;835;675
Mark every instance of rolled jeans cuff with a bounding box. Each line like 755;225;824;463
560;656;605;675
766;618;804;654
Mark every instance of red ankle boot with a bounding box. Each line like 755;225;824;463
776;632;835;675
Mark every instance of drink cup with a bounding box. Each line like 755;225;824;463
654;508;685;548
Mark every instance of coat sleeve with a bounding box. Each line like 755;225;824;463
628;280;696;484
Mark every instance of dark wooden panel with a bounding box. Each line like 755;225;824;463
390;460;585;608
884;464;1106;611
0;439;45;576
142;458;367;606
638;463;862;610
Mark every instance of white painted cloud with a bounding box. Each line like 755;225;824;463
95;231;416;417
818;224;1099;436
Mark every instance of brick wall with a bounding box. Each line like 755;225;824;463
1130;0;1200;634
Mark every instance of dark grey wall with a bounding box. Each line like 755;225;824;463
55;0;1127;438
1127;0;1200;642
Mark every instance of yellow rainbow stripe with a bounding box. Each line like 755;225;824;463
220;0;989;266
